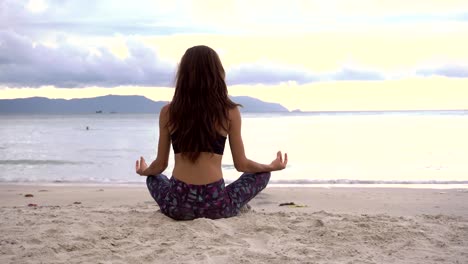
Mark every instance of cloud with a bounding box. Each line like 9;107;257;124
0;0;205;37
457;13;468;21
226;63;318;85
0;31;176;87
3;0;468;38
417;65;468;78
0;31;387;88
330;67;384;81
226;63;384;85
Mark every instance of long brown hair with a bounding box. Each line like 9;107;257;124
168;45;240;162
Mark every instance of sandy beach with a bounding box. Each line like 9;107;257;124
1;184;468;264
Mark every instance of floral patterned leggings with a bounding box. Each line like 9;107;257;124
146;172;271;220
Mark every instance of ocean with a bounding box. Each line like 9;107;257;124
1;111;467;188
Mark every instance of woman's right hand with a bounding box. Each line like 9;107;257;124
135;156;150;176
269;151;288;171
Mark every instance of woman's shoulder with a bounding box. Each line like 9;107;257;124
226;106;242;133
228;105;241;119
160;103;171;116
162;103;171;112
159;103;171;126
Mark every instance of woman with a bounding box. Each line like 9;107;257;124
135;45;287;220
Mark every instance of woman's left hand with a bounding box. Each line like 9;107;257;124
135;156;149;176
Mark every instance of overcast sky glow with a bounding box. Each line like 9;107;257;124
1;0;468;110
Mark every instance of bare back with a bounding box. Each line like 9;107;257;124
172;152;224;184
165;105;230;185
149;103;278;184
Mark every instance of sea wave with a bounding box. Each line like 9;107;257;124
1;177;467;185
283;110;468;116
0;159;94;165
79;148;138;153
222;164;235;170
269;179;468;185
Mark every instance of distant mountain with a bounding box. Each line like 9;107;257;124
232;96;289;113
0;95;166;114
0;95;289;114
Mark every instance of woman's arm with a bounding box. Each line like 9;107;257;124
228;107;287;173
136;104;171;176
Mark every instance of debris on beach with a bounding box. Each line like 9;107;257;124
279;202;308;208
27;203;38;207
24;194;34;198
73;202;82;205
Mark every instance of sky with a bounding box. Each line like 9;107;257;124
1;0;468;111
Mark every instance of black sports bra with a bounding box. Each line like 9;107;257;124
170;132;227;155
